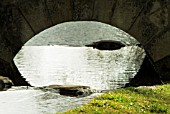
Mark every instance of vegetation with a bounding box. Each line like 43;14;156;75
59;84;170;114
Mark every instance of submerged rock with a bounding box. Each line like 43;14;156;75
46;85;93;97
0;76;13;91
85;40;125;50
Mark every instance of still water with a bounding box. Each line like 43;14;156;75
0;45;145;114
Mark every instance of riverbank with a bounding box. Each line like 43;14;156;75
60;84;170;114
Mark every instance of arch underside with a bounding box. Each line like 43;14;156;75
0;0;169;85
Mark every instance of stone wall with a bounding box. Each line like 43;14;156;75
0;0;169;85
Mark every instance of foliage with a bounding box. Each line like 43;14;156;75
58;84;170;114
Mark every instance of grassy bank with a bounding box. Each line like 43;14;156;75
59;84;170;114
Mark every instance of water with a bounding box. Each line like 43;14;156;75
15;45;145;90
25;21;137;46
0;21;146;114
0;45;145;114
0;86;100;114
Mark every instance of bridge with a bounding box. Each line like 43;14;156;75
0;0;170;85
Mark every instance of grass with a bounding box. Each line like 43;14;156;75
58;84;170;114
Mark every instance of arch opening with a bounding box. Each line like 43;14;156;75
14;21;146;89
0;0;169;87
0;1;169;113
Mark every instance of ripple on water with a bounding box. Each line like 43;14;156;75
9;45;146;113
14;46;145;90
0;87;101;114
2;21;146;114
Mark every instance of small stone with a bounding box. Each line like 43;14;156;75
85;40;125;50
46;84;92;97
0;76;13;91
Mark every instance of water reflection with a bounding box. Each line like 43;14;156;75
0;45;146;114
1;21;146;114
14;45;145;90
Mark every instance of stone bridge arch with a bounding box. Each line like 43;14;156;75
0;0;170;85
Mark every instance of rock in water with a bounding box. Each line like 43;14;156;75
0;76;13;91
46;84;93;97
85;40;125;50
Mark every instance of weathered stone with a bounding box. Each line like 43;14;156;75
71;0;94;20
128;0;169;62
111;0;145;31
92;0;117;23
146;30;170;62
0;0;169;85
17;0;53;34
46;0;72;23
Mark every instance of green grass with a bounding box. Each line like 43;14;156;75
58;84;170;114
